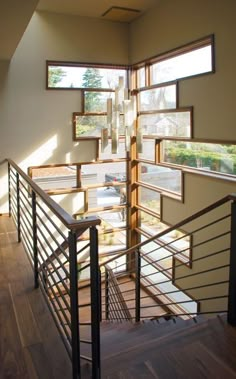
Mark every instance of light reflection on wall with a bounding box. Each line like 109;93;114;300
0;135;58;213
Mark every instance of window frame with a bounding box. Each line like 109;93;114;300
131;35;215;88
46;60;129;90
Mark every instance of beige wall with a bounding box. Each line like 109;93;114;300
0;11;128;212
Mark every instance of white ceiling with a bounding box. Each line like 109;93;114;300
36;0;159;20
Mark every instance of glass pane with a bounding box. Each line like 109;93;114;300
140;259;196;314
99;230;127;254
140;163;182;193
48;65;127;89
151;45;212;85
99;140;127;159
140;235;173;277
138;139;155;161
139;212;190;259
139;111;191;138
137;67;145;88
32;166;76;190
74;114;124;138
76;233;127;262
139;84;176;111
106;255;126;273
87;186;126;209
81;162;126;186
84;91;114;112
163;141;236;175
140;211;167;233
74;114;106;138
51;192;85;216
139;187;161;214
98;209;127;230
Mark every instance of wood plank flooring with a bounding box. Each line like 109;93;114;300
100;315;236;378
0;215;72;379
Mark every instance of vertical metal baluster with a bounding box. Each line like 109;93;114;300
135;248;141;322
16;172;21;243
68;230;80;379
228;200;236;325
90;226;101;379
32;191;39;288
105;267;109;320
8;162;12;217
98;269;102;322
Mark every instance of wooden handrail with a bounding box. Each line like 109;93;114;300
100;193;236;268
7;159;101;230
28;157;128;170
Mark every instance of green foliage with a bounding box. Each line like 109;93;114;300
165;146;236;174
76;123;96;136
82;68;102;88
48;67;66;87
82;68;103;112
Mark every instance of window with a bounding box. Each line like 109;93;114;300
73;113;125;139
138;108;192;138
139;84;177;111
137;66;145;88
48;63;130;140
139;163;182;194
133;35;214;89
47;62;128;89
163;141;236;175
151;44;213;85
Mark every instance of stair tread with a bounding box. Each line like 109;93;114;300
100;316;204;357
101;314;236;376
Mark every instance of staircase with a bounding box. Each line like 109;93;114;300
78;314;236;378
7;159;236;378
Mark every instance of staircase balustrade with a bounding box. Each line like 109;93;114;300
100;193;236;325
7;159;101;379
7;159;236;378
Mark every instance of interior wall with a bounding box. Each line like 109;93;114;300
129;0;235;141
129;0;236;220
0;11;129;213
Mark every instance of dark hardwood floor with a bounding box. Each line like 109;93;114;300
100;315;236;378
0;215;72;379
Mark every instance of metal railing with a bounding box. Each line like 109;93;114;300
7;158;236;378
100;194;236;326
8;159;101;379
104;264;132;321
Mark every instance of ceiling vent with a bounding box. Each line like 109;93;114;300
102;6;141;23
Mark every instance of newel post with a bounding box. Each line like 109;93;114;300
228;199;236;325
68;230;81;379
135;248;141;322
90;226;101;379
